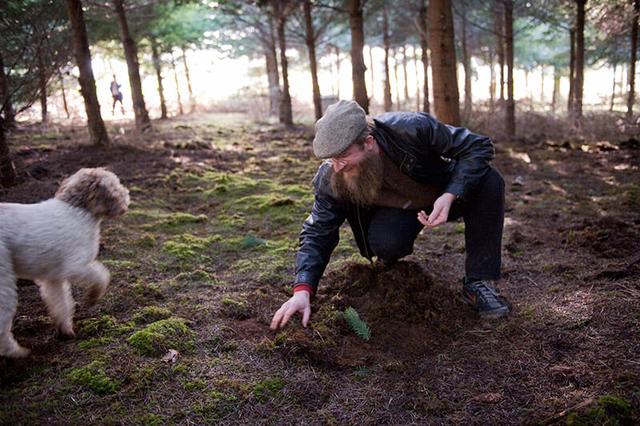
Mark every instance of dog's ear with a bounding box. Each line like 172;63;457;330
92;174;129;218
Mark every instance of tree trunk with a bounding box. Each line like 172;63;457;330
414;46;421;110
265;15;281;118
181;47;195;112
170;53;183;115
461;3;472;123
151;39;168;119
113;0;151;131
401;45;410;105
418;0;430;113
335;45;341;98
504;0;515;138
383;4;393;112
275;6;293;126
574;0;586;123
552;66;560;112
568;28;575;114
540;65;545;105
39;55;48;125
347;0;369;113
495;0;505;104
59;70;70;118
393;49;401;108
0;52;16;129
0;118;17;187
65;0;109;146
428;0;460;125
627;0;639;118
489;46;496;112
303;0;322;120
368;45;375;100
611;62;617;112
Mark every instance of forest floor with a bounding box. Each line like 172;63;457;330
0;111;639;425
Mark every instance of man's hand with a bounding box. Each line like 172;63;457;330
418;192;457;229
270;290;311;330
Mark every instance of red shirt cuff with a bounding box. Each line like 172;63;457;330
293;284;314;295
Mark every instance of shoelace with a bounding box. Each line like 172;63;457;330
472;282;500;305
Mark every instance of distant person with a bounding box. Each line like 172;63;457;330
271;100;509;330
110;75;125;115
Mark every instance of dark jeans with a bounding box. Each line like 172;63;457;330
348;167;505;281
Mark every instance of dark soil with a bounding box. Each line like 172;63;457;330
0;112;638;425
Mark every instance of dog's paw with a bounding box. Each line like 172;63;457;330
55;327;76;341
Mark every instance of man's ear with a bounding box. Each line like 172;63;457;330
364;134;376;151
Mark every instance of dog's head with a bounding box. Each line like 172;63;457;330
55;168;130;219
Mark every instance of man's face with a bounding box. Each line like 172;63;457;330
329;136;383;206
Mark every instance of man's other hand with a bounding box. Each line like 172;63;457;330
418;192;456;228
270;290;311;330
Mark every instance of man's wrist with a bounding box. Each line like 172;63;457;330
293;283;313;296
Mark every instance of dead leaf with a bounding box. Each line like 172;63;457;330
473;392;503;404
162;349;180;363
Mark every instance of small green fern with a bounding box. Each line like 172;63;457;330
344;307;371;341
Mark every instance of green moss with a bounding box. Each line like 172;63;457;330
163;234;218;260
174;269;211;282
184;378;208;391
77;315;131;337
133;306;172;324
221;297;252;320
102;259;137;269
252;377;285;402
128;317;195;356
77;336;115;349
133;281;164;301
137;233;157;248
566;395;633;425
137;413;164;426
68;361;120;395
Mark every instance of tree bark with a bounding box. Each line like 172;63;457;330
347;0;369;113
627;0;639;118
574;0;586;123
59;70;70;118
0;53;16;129
265;15;281;118
401;45;410;105
334;45;341;98
611;62;617;112
428;0;460;125
552;66;560;112
540;66;545;105
461;2;472;123
275;4;293;126
303;0;322;120
495;0;505;104
568;28;575;114
368;45;375;100
0;118;17;187
489;46;496;112
393;49;401;108
414;46;421;110
113;0;151;131
418;0;430;113
65;0;109;146
504;0;515;138
181;47;195;112
150;39;168;119
170;53;183;115
383;4;393;112
39;55;48;125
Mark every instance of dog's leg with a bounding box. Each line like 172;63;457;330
71;261;110;306
0;244;30;358
38;279;75;339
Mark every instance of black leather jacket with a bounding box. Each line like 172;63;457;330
294;112;495;292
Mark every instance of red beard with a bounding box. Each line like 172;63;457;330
330;151;384;206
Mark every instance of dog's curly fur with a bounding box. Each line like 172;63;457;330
0;168;129;358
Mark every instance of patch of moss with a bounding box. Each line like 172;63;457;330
137;233;157;248
77;315;134;337
137;413;164;426
184;378;208;391
252;377;285;402
220;297;252;320
133;282;164;301
77;336;115;349
133;306;172;324
163;234;218;260
128;317;195;356
174;269;211;282
566;395;633;425
68;361;120;395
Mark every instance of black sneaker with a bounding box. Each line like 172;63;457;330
462;278;510;318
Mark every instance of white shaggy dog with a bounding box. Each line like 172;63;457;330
0;168;129;358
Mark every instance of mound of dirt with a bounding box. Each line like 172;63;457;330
572;216;640;259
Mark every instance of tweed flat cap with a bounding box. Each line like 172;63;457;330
313;100;367;158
